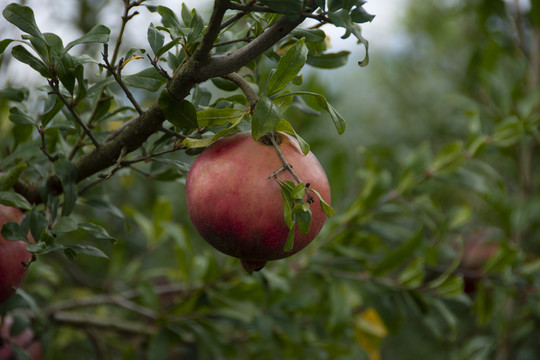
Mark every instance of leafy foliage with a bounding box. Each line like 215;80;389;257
1;0;539;359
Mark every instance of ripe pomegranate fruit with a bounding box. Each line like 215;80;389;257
185;131;331;273
0;204;32;304
0;316;42;360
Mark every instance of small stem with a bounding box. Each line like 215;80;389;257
159;126;187;139
102;44;143;114
147;54;171;80
39;127;58;162
221;73;258;110
48;80;100;148
268;131;314;203
99;146;127;180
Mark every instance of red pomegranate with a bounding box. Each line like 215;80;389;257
0;316;42;360
185;131;331;273
0;204;33;304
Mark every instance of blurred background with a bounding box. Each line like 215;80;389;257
1;0;540;359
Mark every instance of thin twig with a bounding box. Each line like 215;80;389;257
102;44;143;115
99;146;127;179
269;132;302;184
48;79;100;148
147;54;171;80
268;131;314;203
159;126;187;139
221;73;258;110
110;0;146;72
39;127;58;162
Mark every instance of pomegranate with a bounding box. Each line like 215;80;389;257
185;131;331;273
0;204;32;304
0;316;42;360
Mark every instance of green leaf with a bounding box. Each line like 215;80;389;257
284;225;295;252
278;182;295;229
123;67;167;91
279;91;346;134
3;4;43;39
372;228;424;276
291;28;326;42
28;208;48;242
62;24;110;56
267;38;308;96
1;222;28;241
351;6;376;23
0;39;15;54
181;3;193;26
0;162;28;191
52;216;78;233
8;107;34;125
148;23;165;57
196;108;245;127
309;187;335;217
0;87;28;102
427;141;465;175
11;45;50;77
66;244;109;259
296;208;312;234
274;119;310;155
79;222;115;242
307;51;350;69
183;112;246;148
252;95;283;140
0;191;32;210
211;77;239;91
157;6;183;37
53;158;78;217
158;90;198;130
291;183;306;200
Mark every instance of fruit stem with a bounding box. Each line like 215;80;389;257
268;131;314;203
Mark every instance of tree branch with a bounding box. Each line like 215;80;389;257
15;4;311;205
221;73;258;109
198;14;306;79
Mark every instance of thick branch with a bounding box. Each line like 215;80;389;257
199;14;306;79
16;6;310;205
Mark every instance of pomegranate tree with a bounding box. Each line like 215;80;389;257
185;131;332;273
0;204;32;304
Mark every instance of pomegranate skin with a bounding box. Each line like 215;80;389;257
0;204;32;304
0;316;42;360
185;131;331;266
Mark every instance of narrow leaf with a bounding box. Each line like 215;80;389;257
267;38;308;96
196;108;245;127
67;244;109;259
1;222;28;241
372;228;424;276
3;4;43;39
123;67;167;91
309;187;335;217
62;24;110;56
0;191;32;210
252;95;283;140
11;45;50;77
283;226;295;252
79;222;115;242
53;158;78;216
148;23;165;57
159;89;197;129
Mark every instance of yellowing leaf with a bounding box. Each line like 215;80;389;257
354;308;388;360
